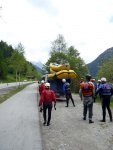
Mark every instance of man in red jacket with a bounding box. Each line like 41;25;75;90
38;80;45;95
39;83;56;126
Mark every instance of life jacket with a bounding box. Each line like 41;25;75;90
101;83;112;96
82;82;93;97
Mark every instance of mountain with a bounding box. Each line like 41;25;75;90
31;61;44;73
87;47;113;77
31;61;43;69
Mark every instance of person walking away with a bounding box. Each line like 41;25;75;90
90;79;97;102
62;79;75;107
79;74;95;124
96;77;113;122
38;80;45;96
96;80;102;101
38;80;45;111
39;83;56;126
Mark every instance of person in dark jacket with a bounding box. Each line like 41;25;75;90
62;79;75;107
96;77;113;122
39;83;56;126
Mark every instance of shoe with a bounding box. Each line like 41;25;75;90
110;118;112;122
65;106;68;107
43;122;46;125
89;120;94;123
100;120;106;122
83;117;86;120
47;123;50;126
73;104;75;107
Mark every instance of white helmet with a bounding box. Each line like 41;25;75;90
45;82;50;87
41;80;44;83
101;77;106;82
98;80;101;82
62;79;66;82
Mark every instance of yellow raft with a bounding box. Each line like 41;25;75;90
48;70;77;79
50;63;70;72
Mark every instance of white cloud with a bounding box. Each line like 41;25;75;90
0;0;113;64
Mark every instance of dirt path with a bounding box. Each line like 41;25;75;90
39;94;113;150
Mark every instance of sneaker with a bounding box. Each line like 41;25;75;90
100;120;106;122
89;120;94;123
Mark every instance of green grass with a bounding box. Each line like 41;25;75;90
0;83;32;103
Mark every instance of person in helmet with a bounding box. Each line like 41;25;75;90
38;80;45;96
78;78;84;86
79;74;95;124
96;77;113;122
90;78;97;102
62;79;75;107
39;82;56;126
38;80;45;111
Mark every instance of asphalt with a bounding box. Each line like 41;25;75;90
0;83;43;150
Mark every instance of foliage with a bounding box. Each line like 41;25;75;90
87;47;113;78
50;34;67;56
0;50;7;80
46;35;89;92
97;55;113;82
0;40;41;82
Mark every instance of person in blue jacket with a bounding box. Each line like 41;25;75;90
62;79;75;107
96;77;113;122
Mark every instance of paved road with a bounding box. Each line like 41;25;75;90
0;83;42;150
0;82;32;89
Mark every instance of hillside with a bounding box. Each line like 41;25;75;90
87;47;113;77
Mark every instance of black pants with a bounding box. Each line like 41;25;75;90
66;93;75;106
43;102;52;124
101;96;112;121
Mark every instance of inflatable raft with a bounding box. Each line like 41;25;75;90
48;70;77;79
50;63;70;72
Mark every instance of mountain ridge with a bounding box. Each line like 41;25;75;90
87;47;113;77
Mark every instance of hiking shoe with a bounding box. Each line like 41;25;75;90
47;123;50;126
83;117;86;120
43;122;46;125
100;120;106;122
89;120;94;124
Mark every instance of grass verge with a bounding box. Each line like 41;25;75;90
0;83;32;104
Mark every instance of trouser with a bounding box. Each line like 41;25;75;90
66;93;75;106
102;97;112;121
43;102;52;123
83;103;93;120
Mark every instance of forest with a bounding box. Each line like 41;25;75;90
0;40;41;83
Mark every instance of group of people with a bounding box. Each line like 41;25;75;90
79;74;113;123
38;79;75;126
38;74;113;126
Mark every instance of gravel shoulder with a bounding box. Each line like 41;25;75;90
38;94;113;150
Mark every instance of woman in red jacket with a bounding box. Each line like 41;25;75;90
39;83;56;126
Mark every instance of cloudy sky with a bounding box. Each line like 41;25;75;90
0;0;113;64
